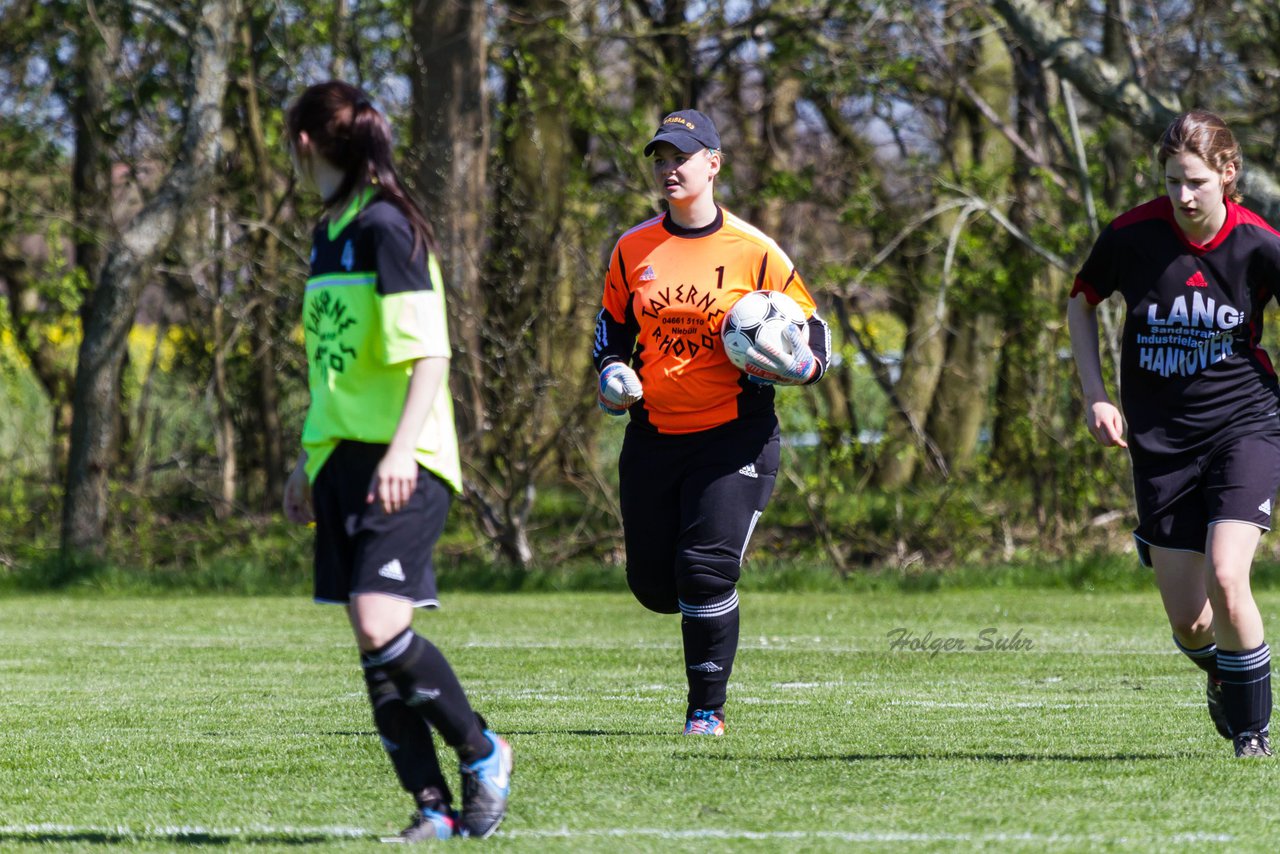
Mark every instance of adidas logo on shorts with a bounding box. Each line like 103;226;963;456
1261;499;1273;516
738;463;758;479
378;559;406;581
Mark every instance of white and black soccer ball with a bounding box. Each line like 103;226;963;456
720;290;807;373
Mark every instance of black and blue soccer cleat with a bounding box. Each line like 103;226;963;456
683;708;725;736
382;806;458;843
459;730;513;838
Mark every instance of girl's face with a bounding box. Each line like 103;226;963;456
651;141;720;206
1164;150;1234;237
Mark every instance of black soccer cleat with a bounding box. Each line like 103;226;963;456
458;730;513;838
1233;730;1273;758
1206;676;1232;740
381;806;458;843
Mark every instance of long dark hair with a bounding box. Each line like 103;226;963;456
285;80;438;257
1158;110;1243;204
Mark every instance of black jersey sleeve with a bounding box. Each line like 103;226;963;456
803;312;832;384
1072;222;1121;305
593;244;639;371
367;202;431;295
593;308;637;371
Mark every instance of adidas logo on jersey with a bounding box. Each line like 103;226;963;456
1186;270;1208;288
1261;499;1273;516
688;661;724;673
377;559;406;581
738;463;758;478
639;265;657;281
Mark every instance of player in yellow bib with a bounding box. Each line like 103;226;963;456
282;81;512;839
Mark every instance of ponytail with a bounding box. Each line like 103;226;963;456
285;81;439;258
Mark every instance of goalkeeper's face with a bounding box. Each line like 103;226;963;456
651;142;720;205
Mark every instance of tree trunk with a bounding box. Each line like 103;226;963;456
411;0;490;446
989;42;1060;501
927;315;1000;472
236;15;286;508
62;0;238;556
211;296;237;520
465;0;578;567
925;21;1007;473
873;283;947;488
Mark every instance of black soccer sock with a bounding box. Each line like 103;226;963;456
362;665;450;804
1172;635;1219;678
679;590;740;716
1217;642;1272;736
363;629;491;762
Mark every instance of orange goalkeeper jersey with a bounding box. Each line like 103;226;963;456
593;207;828;434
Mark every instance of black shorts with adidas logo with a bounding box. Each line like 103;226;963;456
618;411;781;610
312;440;450;607
1132;429;1280;567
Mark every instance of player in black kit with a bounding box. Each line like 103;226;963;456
1068;111;1280;757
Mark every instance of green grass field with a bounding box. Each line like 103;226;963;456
4;589;1280;852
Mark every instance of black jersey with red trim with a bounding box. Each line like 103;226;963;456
1072;196;1280;463
592;207;830;435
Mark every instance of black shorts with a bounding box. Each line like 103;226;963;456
619;412;780;610
1132;430;1280;566
312;440;451;607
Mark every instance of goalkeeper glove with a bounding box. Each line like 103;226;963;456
743;322;817;386
598;362;644;415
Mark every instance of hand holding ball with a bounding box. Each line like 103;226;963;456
720;290;816;385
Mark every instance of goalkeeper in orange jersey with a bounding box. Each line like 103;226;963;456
593;109;830;735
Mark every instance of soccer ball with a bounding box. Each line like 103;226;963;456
720;290;806;372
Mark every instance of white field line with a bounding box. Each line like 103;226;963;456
505;828;1237;844
0;824;1236;844
0;823;370;838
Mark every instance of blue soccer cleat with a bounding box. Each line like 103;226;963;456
683;708;725;736
459;730;513;838
382;806;458;843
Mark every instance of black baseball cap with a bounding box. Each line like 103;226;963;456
643;110;721;156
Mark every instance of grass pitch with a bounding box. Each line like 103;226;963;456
4;589;1280;851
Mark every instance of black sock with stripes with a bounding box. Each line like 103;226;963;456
679;590;740;716
1217;642;1272;736
362;628;491;762
1172;635;1219;678
362;666;450;806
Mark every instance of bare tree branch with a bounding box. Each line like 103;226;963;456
988;0;1280;221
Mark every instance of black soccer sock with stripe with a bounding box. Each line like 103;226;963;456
679;590;740;716
363;666;451;807
1172;635;1219;678
362;628;491;763
1217;642;1272;736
